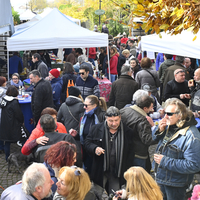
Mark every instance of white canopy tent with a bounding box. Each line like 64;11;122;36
141;30;200;59
7;8;109;79
20;10;36;21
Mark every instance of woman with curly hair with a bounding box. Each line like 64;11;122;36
43;141;77;195
113;166;162;200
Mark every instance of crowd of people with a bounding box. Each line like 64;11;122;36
1;32;200;200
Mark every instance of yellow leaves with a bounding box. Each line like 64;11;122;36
193;36;197;41
136;4;145;11
187;26;195;32
159;24;170;30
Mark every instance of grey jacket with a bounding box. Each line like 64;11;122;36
1;184;35;200
135;68;160;99
120;105;156;158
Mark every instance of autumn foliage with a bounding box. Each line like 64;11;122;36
130;0;200;35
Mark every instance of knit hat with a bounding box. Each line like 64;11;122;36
49;69;60;78
68;86;81;97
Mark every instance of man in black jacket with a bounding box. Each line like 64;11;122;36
29;70;54;125
109;65;138;109
84;106;134;195
34;114;82;166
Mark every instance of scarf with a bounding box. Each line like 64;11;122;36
10;79;23;88
80;107;99;137
104;120;124;177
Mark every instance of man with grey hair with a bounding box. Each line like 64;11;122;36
162;56;190;98
84;106;134;195
120;94;156;172
1;163;53;200
78;55;94;75
109;65;138;109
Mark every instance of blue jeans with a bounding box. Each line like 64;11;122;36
88;58;95;66
133;157;146;169
110;74;117;83
159;184;187;200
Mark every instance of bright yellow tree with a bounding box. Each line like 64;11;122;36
129;0;200;36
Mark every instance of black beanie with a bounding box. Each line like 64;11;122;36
68;86;81;97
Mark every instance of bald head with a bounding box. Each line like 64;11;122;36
185;58;191;69
194;68;200;82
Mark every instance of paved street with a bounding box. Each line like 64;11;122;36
0;143;200;199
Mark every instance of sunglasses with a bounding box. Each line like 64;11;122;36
175;70;185;75
71;165;81;176
79;72;85;75
106;113;120;117
165;111;179;116
84;104;91;108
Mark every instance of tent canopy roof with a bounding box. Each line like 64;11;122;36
7;8;108;51
141;31;200;59
20;9;36;21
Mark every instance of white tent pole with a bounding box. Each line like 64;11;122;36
7;50;9;81
107;46;111;81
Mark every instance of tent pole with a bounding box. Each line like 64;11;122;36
7;50;9;81
107;46;111;81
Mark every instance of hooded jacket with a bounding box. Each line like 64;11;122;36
57;96;85;133
0;95;24;142
108;53;119;75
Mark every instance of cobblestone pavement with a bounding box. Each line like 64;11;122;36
0;143;200;199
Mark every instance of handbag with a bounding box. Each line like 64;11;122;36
20;124;30;142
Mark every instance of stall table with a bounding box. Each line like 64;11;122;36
96;77;112;102
18;96;34;133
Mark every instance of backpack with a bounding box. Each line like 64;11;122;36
66;79;74;98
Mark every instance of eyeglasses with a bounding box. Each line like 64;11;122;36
106;113;120;117
71;165;81;176
165;111;179;116
12;78;19;80
79;72;85;75
84;104;92;108
175;70;185;75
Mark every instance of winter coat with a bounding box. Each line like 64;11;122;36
0;86;7;118
0;96;24;142
61;72;77;103
120;105;156;158
9;55;23;75
152;116;200;187
34;131;82;167
84;122;134;188
135;68;160;100
109;75;139;109
31;78;54;124
159;59;175;83
75;75;100;100
155;53;164;71
50;77;62;109
57;96;84;132
21;121;67;155
1;184;35;200
108;53;119;75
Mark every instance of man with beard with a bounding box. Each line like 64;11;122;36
1;163;54;200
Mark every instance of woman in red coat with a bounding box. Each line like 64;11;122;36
107;46;119;83
21;107;67;155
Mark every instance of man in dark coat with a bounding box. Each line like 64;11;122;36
162;56;190;100
34;114;82;167
29;70;54;125
109;65;138;109
84;106;134;195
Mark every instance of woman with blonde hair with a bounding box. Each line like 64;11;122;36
53;166;91;200
113;166;162;200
